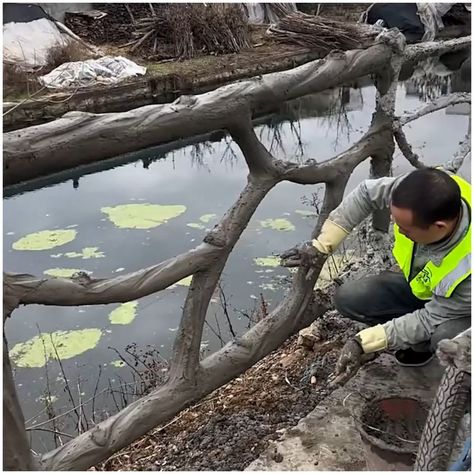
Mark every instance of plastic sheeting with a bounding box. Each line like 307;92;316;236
3;17;67;67
417;3;455;41
39;56;147;89
242;3;296;24
361;3;460;42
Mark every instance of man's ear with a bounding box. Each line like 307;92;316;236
434;220;449;229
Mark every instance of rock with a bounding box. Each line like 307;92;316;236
297;323;320;348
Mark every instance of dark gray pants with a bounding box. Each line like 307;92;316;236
334;271;470;352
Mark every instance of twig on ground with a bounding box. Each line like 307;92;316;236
284;372;303;391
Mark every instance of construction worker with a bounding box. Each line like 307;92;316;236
284;167;471;385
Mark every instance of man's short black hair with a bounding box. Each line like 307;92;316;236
391;168;462;228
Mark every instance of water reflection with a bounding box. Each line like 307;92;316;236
404;50;470;101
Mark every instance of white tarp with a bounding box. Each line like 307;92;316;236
3;17;67;67
242;3;296;24
361;3;460;41
39;56;147;89
417;3;455;41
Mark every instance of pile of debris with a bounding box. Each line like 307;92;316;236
64;4;150;45
267;11;379;53
65;3;251;59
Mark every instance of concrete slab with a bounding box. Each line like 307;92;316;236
246;353;444;471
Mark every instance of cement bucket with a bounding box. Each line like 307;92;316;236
356;396;429;471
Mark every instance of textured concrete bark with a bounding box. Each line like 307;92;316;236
3;337;39;471
369;32;404;232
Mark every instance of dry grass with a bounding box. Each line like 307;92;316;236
3;40;92;100
44;40;92;72
3;63;42;100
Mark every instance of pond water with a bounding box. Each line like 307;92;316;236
4;56;470;450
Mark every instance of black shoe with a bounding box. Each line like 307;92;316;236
395;348;434;367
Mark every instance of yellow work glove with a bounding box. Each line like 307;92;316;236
311;220;349;255
356;324;388;353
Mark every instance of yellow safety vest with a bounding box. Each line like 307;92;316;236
392;174;471;300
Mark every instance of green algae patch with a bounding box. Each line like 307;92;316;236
199;213;217;223
187;223;206;230
108;301;138;325
260;218;295;232
12;229;77;251
10;329;102;368
44;268;84;278
101;203;186;229
111;360;126;368
254;256;280;268
64;247;105;259
177;275;193;287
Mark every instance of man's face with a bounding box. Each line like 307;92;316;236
390;204;449;244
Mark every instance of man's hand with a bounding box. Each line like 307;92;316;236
280;240;324;280
329;339;364;386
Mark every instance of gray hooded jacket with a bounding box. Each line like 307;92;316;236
328;174;471;349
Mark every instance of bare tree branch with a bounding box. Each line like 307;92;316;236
394;93;471;170
169;268;224;382
399;93;471;126
39;280;330;470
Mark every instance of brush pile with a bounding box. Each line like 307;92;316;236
128;3;250;58
267;11;378;53
65;3;250;59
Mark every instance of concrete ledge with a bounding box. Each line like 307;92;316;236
246;353;443;471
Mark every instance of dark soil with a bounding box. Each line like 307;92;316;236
96;311;362;471
361;399;429;451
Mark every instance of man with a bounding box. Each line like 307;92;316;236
285;168;471;385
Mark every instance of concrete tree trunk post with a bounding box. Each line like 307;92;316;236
369;31;405;232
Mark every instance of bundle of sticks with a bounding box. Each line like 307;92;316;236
128;3;251;58
267;11;379;53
